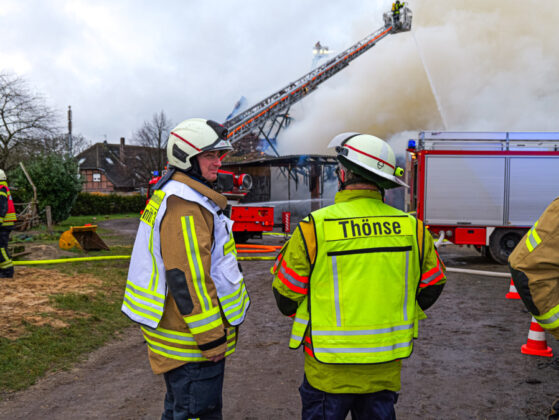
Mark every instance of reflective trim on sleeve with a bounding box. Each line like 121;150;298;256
181;215;212;312
534;304;559;330
277;259;309;294
141;325;197;344
183;306;222;334
525;221;542;253
420;258;444;288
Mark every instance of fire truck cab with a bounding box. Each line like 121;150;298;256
406;131;559;264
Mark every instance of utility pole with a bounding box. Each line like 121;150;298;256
67;105;73;155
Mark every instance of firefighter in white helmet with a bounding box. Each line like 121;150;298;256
272;133;445;419
123;118;250;419
0;169;16;278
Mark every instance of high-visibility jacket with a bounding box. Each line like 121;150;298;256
392;2;404;14
291;195;422;364
509;197;559;340
0;182;16;228
272;189;446;393
122;173;249;371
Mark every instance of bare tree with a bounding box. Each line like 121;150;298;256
0;72;58;171
133;110;172;175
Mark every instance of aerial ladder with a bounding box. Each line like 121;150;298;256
222;6;412;155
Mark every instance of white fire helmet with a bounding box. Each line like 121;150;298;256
166;118;233;171
328;132;408;189
0;169;6;181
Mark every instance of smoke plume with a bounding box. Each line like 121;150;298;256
279;0;559;156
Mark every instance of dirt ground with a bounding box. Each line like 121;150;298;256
1;218;558;419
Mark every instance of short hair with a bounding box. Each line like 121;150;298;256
339;163;378;188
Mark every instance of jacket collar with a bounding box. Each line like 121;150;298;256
171;171;228;210
335;189;382;204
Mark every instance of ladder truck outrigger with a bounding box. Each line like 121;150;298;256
216;6;413;241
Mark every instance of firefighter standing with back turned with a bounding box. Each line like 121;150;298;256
0;169;16;278
122;118;250;420
272;133;446;420
508;197;559;420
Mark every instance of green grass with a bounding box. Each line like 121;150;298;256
0;260;133;396
0;218;138;397
58;213;139;228
10;213;139;244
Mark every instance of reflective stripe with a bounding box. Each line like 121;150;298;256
278;259;308;294
147;220;158;291
143;328;237;362
223;236;236;255
181;216;211;311
185;309;222;334
314;340;412;354
142;326;197;344
403;251;409;321
420;258;444;288
526;221;541;252
289;313;309;348
188;313;220;329
313;324;414;335
534;304;559;330
220;282;246;306
331;256;342;327
125;281;165;303
122;297;162;323
222;285;250;323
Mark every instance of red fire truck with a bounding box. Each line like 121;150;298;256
216;169;274;243
406;131;559;264
145;169;274;243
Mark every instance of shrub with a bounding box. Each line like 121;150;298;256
9;154;82;223
71;193;146;215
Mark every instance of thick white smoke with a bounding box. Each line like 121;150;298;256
279;0;559;156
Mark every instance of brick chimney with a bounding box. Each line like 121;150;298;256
120;137;125;162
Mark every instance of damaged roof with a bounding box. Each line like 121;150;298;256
77;141;161;189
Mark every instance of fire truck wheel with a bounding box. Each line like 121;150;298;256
488;229;526;265
233;232;252;244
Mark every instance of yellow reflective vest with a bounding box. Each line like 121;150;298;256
290;194;422;364
0;182;16;227
273;189;446;393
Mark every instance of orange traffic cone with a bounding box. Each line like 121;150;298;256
506;279;520;299
521;317;553;357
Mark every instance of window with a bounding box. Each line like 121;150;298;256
93;173;101;182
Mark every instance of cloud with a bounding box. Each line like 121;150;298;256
2;0;556;149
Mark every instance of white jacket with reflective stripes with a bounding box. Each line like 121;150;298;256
122;179;249;328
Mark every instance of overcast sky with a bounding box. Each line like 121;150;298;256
1;0;558;155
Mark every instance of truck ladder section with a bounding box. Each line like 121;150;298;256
418;131;559;151
223;7;412;152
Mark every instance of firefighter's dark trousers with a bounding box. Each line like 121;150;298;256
161;359;225;420
0;228;13;278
